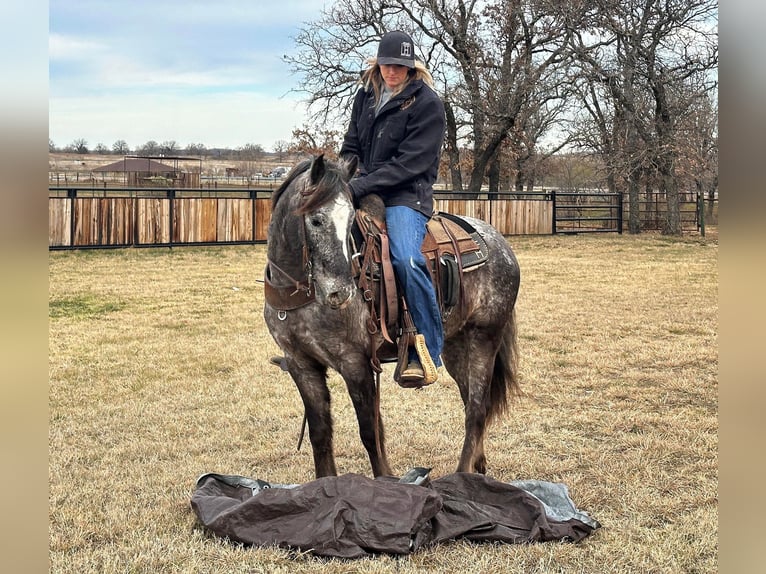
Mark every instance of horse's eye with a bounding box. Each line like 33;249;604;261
310;217;323;227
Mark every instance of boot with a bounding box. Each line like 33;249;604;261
400;359;425;385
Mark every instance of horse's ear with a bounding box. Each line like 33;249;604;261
345;155;358;181
310;154;326;185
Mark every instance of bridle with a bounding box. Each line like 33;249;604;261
263;180;316;314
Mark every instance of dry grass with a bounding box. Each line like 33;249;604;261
49;232;718;573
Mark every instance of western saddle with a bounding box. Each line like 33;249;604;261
351;195;488;387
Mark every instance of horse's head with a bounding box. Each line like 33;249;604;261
284;154;358;310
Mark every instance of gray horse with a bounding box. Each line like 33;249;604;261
263;154;521;478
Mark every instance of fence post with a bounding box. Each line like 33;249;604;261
168;188;175;249
698;192;706;237
551;190;557;234
618;192;623;234
250;188;257;244
131;188;137;248
68;188;77;247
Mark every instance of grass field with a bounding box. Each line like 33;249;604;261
49;232;718;573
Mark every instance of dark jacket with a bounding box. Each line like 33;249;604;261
340;78;446;217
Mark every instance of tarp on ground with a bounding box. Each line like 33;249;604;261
190;470;600;559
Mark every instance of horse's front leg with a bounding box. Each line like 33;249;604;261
340;360;393;477
287;359;337;478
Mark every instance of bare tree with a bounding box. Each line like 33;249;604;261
568;0;717;234
284;0;579;195
238;143;264;161
288;124;342;160
432;1;578;194
641;1;718;234
506;98;574;193
112;140;130;155
185;143;207;157
139;140;159;155
160;140;179;155
678;93;718;216
273;140;290;162
72;138;89;154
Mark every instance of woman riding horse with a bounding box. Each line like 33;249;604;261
340;30;445;386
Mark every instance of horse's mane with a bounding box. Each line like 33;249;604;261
271;160;311;210
271;156;352;215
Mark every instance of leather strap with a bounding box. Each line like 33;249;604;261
377;231;399;334
263;263;315;311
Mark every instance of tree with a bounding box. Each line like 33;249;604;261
568;0;717;234
94;143;109;154
677;93;718;216
112;140;130;154
138;140;159;155
185;143;207;156
288;124;342;159
273;140;289;162
641;1;718;234
237;143;265;177
160;140;179;155
238;143;264;161
504;99;574;193
72;138;89;154
49;139;57;152
285;0;580;195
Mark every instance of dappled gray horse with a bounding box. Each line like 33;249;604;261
263;154;520;478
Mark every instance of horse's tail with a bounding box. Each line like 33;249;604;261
487;308;521;424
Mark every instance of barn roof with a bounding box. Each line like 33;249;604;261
93;158;178;173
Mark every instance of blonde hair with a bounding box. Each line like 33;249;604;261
360;57;435;106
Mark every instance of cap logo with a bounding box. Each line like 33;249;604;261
400;42;412;57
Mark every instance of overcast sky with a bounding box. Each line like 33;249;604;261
49;0;331;152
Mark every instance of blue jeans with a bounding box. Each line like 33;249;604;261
385;206;444;367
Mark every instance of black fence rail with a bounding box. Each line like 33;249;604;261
553;191;623;234
623;191;715;234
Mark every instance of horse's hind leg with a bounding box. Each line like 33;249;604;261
443;332;496;474
288;360;337;478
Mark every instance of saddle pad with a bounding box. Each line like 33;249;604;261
422;212;488;271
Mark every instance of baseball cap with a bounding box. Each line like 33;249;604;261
377;30;416;68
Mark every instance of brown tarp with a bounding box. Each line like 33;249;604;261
191;471;599;558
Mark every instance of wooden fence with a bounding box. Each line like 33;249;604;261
50;189;273;249
49;187;705;250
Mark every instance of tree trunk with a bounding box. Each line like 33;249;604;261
706;174;717;218
487;153;500;199
606;170;617;194
443;101;463;191
627;170;641;234
660;157;681;235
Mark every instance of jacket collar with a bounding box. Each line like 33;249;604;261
367;79;423;107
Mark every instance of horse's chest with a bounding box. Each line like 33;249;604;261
265;301;369;355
